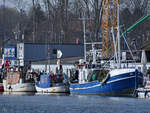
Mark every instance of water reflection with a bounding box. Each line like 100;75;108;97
1;92;70;96
35;92;70;96
2;92;36;96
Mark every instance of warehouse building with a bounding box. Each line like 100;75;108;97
8;43;84;74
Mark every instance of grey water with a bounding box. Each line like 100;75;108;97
0;92;149;113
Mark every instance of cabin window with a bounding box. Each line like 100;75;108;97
87;70;109;82
10;74;13;78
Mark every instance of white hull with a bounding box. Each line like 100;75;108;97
3;80;36;92
136;88;150;98
137;92;150;98
35;85;69;93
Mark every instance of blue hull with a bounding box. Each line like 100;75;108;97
70;71;143;96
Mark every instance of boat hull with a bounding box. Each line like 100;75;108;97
35;85;69;93
3;80;36;92
70;70;143;96
136;88;150;98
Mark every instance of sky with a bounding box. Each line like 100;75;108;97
4;0;32;11
4;0;48;12
4;0;131;11
3;0;150;14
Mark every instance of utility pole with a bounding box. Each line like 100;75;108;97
46;0;51;73
78;7;92;62
79;9;88;62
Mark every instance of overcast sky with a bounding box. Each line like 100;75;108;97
4;0;32;11
3;0;48;12
3;0;150;14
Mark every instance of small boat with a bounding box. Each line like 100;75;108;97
136;88;150;98
35;73;69;93
35;49;69;93
136;80;150;98
3;70;36;92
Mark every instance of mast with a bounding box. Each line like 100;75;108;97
117;0;121;68
92;44;96;64
2;0;5;53
47;0;51;73
83;10;86;62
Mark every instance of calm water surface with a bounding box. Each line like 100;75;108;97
0;92;149;113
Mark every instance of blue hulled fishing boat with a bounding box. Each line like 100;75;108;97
35;50;69;93
70;67;143;96
69;0;143;96
35;73;69;93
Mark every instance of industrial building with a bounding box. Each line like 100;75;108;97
3;43;84;74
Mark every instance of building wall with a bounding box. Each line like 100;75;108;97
23;43;84;61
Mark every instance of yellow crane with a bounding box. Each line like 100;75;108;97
102;0;119;58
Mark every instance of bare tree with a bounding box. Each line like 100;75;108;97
81;0;102;42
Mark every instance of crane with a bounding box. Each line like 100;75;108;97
102;0;119;58
102;0;149;58
120;14;150;38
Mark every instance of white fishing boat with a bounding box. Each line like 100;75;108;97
3;70;36;92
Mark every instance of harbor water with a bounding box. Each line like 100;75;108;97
0;92;149;113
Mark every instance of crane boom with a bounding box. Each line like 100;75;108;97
120;14;150;38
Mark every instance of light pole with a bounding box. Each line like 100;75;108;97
1;0;6;57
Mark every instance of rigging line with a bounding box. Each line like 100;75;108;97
111;27;118;64
122;33;136;67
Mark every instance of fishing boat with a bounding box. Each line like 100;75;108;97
3;68;36;92
69;41;143;96
69;1;143;96
70;62;143;96
35;50;69;93
35;73;69;93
